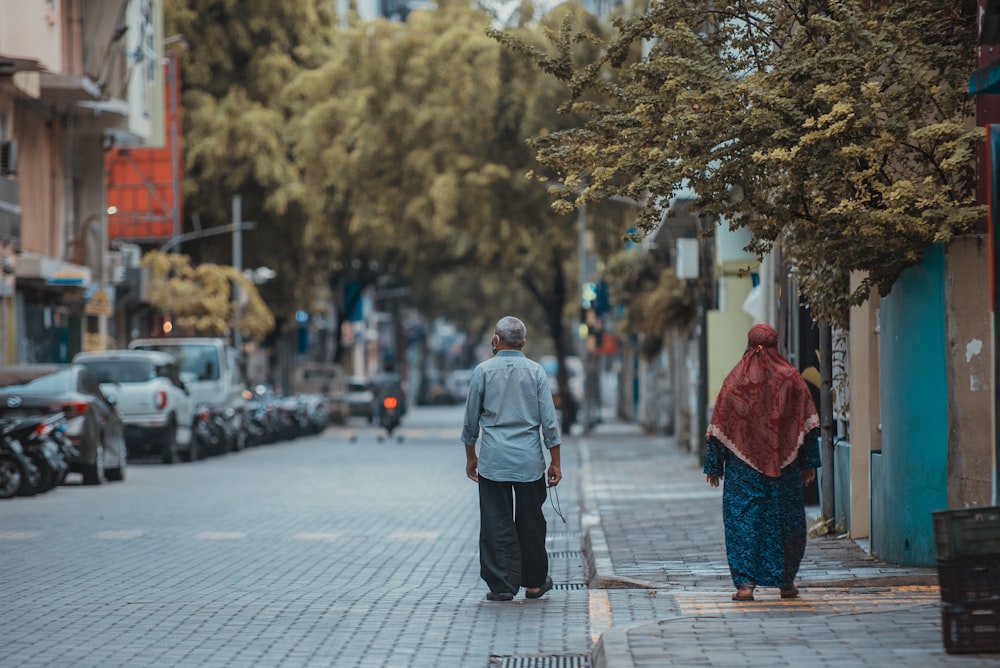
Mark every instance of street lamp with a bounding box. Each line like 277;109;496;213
245;266;276;284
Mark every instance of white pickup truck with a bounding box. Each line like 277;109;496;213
129;337;246;450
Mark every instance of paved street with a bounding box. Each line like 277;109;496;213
0;405;590;668
3;404;1000;668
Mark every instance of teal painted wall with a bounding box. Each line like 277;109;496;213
873;245;948;566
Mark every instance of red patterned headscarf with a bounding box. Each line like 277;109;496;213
706;324;819;477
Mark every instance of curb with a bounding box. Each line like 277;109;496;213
577;430;941;668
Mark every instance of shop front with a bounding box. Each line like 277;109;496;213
14;251;91;363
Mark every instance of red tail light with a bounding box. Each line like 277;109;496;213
33;423;54;438
154;390;167;410
383;396;398;409
54;401;90;418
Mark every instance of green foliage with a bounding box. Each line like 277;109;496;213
503;0;983;326
165;0;332;323
285;1;633;351
165;0;640;367
142;251;275;340
602;248;695;358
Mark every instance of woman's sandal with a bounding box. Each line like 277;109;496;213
732;586;755;601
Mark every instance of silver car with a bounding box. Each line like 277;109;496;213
0;365;127;485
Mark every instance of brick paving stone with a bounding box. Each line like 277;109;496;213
578;420;998;668
6;410;999;667
0;416;594;668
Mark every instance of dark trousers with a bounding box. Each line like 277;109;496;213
478;475;549;595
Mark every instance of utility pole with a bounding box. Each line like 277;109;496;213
819;322;835;522
233;195;244;352
578;187;590;433
167;51;181;250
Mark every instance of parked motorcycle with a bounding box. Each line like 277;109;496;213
2;414;72;495
191;404;223;458
0;432;32;499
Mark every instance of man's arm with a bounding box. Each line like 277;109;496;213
547;445;562;487
465;444;478;482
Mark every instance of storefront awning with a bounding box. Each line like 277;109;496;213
15;251;92;287
0;56;41;75
39;73;101;106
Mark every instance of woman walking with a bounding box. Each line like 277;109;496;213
704;323;821;601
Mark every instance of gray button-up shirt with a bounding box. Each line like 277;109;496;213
461;350;562;482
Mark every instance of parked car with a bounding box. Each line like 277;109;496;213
129;338;246;451
417;369;451;406
73;350;195;464
291;362;348;424
445;368;474;404
0;365;126;485
345;376;375;422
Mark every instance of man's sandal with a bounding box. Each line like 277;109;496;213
525;576;553;599
780;586;800;599
486;591;514;601
732;586;755;601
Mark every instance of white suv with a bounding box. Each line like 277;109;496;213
73;350;195;464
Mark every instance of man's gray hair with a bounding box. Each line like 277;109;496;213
495;316;527;348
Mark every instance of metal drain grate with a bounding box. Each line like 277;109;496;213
548;550;583;559
488;654;592;668
546;531;582;540
553;582;588;590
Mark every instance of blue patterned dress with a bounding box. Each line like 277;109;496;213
703;428;821;588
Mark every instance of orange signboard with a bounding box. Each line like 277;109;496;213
105;52;182;241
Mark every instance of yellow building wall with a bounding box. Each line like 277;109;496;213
848;272;878;539
707;274;755;409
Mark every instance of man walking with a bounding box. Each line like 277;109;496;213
462;316;562;601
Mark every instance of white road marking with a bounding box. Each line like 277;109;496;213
0;531;42;539
95;530;145;539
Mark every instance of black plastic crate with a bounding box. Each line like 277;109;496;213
933;506;1000;559
941;601;1000;654
938;555;1000;605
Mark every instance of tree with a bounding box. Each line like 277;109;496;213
496;0;982;326
286;0;635;427
164;0;335;324
142;251;275;341
166;0;640;425
602;248;695;359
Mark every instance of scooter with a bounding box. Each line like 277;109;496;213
191;404;224;458
2;414;71;495
376;394;402;442
0;432;33;499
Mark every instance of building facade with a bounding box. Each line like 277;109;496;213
0;0;163;362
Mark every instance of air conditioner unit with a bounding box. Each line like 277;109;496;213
108;243;143;284
0;140;17;176
117;242;142;268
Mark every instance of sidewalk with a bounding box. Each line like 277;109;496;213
575;420;998;667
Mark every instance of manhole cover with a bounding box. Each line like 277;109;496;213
488;655;592;668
